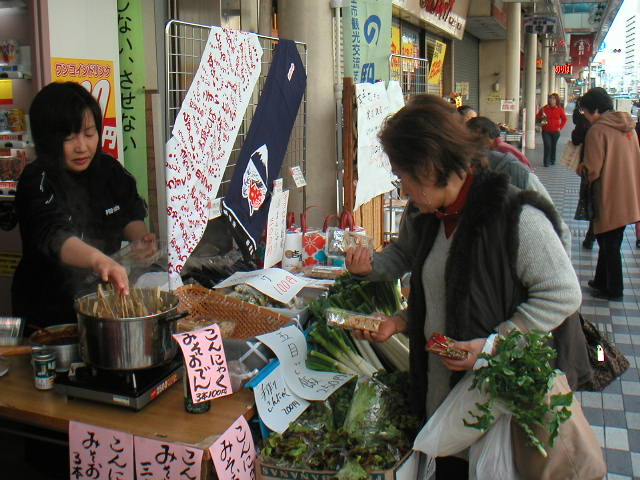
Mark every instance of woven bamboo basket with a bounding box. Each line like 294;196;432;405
175;284;290;339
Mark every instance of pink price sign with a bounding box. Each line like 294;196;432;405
69;421;134;480
209;415;256;480
173;324;233;403
134;436;204;480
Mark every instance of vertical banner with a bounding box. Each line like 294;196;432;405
117;0;148;204
51;58;118;160
427;40;446;85
343;0;392;83
570;34;594;69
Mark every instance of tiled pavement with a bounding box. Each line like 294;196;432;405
530;113;640;480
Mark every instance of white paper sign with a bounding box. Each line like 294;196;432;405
214;268;310;304
166;27;263;275
254;364;310;433
264;189;289;269
355;81;395;210
208;198;222;220
273;177;283;194
387;80;405;114
289;165;307;188
257;325;354;401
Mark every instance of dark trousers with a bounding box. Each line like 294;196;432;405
594;226;626;297
541;130;560;166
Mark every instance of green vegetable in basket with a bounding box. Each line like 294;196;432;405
464;329;573;457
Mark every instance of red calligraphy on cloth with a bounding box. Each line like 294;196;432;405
570;34;594;69
166;27;263;275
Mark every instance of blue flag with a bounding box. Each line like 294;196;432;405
222;39;306;256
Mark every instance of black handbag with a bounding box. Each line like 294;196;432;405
574;171;595;221
579;313;630;391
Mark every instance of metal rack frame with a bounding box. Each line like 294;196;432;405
164;19;307;203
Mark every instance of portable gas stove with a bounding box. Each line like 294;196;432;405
54;355;183;410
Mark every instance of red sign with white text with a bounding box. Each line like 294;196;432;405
570;34;594;69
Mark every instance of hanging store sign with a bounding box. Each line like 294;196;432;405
343;0;392;83
555;64;572;75
392;0;469;40
51;58;118;160
427;40;447;85
570;34;594;69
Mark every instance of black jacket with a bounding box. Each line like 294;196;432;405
407;169;592;419
12;153;146;328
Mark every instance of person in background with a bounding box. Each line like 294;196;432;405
457;104;477;122
571;98;595;250
636;112;640;248
536;93;568;167
466;115;532;169
12;82;155;331
579;87;640;300
345;95;588;479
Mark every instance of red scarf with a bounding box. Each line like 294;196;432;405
434;171;474;238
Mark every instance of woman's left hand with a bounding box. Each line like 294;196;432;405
438;338;487;371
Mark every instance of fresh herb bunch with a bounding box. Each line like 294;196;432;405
465;329;573;457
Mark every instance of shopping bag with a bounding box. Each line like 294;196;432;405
579;313;630;391
558;141;582;172
469;414;520;480
412;371;504;457
574;171;596;221
511;374;606;480
300;206;331;267
281;213;303;271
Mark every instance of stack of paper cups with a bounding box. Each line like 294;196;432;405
282;229;303;271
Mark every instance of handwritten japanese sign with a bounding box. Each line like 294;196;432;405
255;364;310;433
134;436;204;480
166;27;263;276
263;189;289;269
51;58;119;160
209;415;256;480
69;421;134;480
355;81;395;210
117;0;149;206
289;166;307;188
173;324;233;403
257;325;354;401
214;268;309;304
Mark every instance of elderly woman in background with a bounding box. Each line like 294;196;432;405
579;87;640;300
346;95;590;479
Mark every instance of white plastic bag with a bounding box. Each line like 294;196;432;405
469;414;521;480
413;371;504;457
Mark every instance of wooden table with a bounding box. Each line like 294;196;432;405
0;355;256;477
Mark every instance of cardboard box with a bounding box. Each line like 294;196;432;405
256;450;434;480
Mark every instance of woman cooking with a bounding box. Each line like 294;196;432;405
345;95;590;478
12;82;154;331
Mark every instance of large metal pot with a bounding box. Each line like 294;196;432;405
75;290;187;370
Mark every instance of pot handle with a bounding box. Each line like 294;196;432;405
0;345;33;356
160;311;190;324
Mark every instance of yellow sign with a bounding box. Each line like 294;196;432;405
51;58;118;160
0;251;20;276
428;40;447;85
0;79;13;106
391;25;401;73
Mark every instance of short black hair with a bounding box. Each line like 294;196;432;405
29;82;103;170
457;105;475;116
580;87;613;115
466;116;501;140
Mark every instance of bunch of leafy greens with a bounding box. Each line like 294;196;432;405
465;329;573;457
260;371;420;480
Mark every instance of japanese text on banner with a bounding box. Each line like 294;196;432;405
173;324;233;403
209;415;256;480
257;325;353;401
69;421;134;480
134;436;204;480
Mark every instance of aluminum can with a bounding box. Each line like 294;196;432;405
32;349;56;390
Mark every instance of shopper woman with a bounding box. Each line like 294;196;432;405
579;87;640;300
346;95;589;478
536;93;567;167
12;82;154;330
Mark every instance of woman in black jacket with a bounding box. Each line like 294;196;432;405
12;82;154;330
